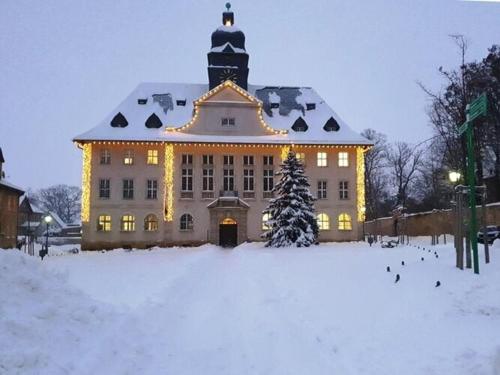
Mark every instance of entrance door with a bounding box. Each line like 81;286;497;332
219;218;238;247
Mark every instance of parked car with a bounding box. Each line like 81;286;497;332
477;226;500;244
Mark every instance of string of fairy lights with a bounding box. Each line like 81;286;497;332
356;147;367;222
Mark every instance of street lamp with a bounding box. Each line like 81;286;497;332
42;215;52;259
449;171;461;183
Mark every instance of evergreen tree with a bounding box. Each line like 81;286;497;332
262;151;319;247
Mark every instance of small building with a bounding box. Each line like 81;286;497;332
0;148;24;249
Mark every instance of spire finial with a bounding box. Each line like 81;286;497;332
225;2;231;11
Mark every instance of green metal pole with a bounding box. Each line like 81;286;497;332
466;125;479;274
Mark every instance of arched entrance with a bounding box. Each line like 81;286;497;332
219;217;237;247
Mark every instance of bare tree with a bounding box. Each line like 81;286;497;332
361;129;389;219
386;142;424;208
34;185;81;223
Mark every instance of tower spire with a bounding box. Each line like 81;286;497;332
223;2;234;26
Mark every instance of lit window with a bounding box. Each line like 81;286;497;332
123;150;134;165
317;181;327;199
121;215;135;231
317;213;330;231
100;149;111;165
99;179;110;199
338;213;352;230
317;152;327;167
97;215;111;232
146;179;158;199
122;179;134;200
181;154;193;165
338;152;349;167
144;214;158;231
262;213;271;230
295;152;305;165
180;213;193;231
339;181;349;200
147;150;158;165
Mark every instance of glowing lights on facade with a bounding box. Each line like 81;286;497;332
280;145;290;161
81;143;92;222
356;147;366;223
164;143;174;221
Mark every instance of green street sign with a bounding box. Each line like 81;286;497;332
458;122;469;136
468;93;488;122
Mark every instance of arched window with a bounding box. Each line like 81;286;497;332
180;214;193;231
262;213;271;230
97;214;111;232
317;213;330;231
121;215;135;231
338;213;352;231
144;214;158;231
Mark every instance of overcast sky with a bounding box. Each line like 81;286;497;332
0;0;499;190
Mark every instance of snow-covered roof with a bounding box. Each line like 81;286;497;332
74;82;372;146
49;211;69;229
210;42;246;54
0;179;24;194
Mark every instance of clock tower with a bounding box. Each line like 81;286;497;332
207;3;249;90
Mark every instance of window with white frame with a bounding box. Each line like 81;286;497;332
338;213;352;230
147;149;158;165
180;213;194;230
121;215;135;231
100;149;111;165
244;169;254;191
263;155;274;166
99;179;110;199
339;181;349;200
223;155;234;165
181;154;193;165
203;169;214;191
122;179;134;199
317;180;327;199
263;169;274;192
146;179;158;199
317;213;330;230
221;117;236;126
317;152;327;167
97;214;111;232
202;154;213;165
262;213;271;230
123;150;134;165
144;214;158;231
338;152;349;167
243;155;254;166
181;169;193;191
223;169;234;191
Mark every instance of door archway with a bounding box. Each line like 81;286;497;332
219;217;238;247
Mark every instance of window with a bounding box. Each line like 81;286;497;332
295;152;305;165
317;152;327;167
147;149;158;165
243;155;254;166
97;215;111;232
317;181;327;199
317;213;330;231
180;213;193;231
144;214;158;231
223;169;234;191
100;149;111;165
99;179;110;199
263;169;274;192
123;150;134;165
122;179;134;199
121;215;135;231
202;154;213;165
181;169;193;191
262;213;271;230
338;152;349;167
223;155;234;165
146;179;158;199
221;117;236;126
203;169;214;191
338;213;352;230
244;169;254;191
306;103;316;111
339;181;349;200
181;154;193;165
263;156;274;166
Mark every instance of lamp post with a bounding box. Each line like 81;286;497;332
449;171;461;184
40;215;52;260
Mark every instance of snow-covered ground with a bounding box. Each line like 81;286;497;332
1;239;500;375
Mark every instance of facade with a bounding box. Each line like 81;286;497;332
74;7;372;250
0;148;24;249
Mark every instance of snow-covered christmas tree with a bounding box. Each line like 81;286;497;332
263;150;319;247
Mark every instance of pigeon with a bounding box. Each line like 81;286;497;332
435;281;441;287
386;266;391;272
401;261;405;266
435;254;439;259
421;257;424;261
395;274;400;283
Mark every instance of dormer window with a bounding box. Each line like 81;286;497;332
291;117;308;132
306;103;316;111
323;117;340;132
138;98;147;105
176;99;186;106
145;113;162;129
221;117;235;126
270;103;280;109
110;112;128;128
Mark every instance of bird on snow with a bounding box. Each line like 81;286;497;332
386;266;391;272
395;274;400;283
421;257;424;261
401;261;405;266
435;254;439;259
435;281;441;287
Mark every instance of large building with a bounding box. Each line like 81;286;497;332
74;6;372;250
0;147;24;249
